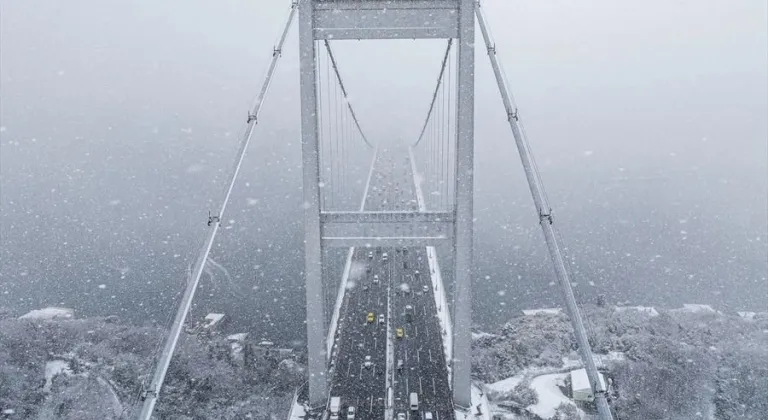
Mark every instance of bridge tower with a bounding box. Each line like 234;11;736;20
298;0;476;409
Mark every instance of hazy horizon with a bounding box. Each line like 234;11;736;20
1;0;766;345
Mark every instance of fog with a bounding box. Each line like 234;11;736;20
1;0;766;345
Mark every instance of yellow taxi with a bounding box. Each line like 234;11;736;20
396;327;404;338
367;312;375;323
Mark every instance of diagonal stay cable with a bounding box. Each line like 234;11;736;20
412;38;453;148
323;40;374;149
136;2;298;419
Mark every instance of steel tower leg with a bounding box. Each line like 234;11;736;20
452;0;476;409
299;0;328;407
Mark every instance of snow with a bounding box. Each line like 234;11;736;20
19;307;74;320
327;226;357;360
674;303;718;314
615;305;659;316
595;351;626;365
203;313;225;329
487;375;523;393
43;360;72;392
227;333;248;342
288;388;307;420
472;331;501;340
455;383;492;420
521;308;562;316
527;373;573;419
736;311;767;320
97;376;124;415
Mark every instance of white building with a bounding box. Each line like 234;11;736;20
570;368;606;402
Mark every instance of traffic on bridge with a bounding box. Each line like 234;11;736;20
328;149;453;420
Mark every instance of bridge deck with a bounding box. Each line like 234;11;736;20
327;147;454;420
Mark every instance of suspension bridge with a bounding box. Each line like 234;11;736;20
137;1;615;420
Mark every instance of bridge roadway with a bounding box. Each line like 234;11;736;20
328;148;454;420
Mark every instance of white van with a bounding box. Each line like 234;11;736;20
409;392;418;411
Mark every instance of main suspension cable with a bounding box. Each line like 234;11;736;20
323;40;374;149
413;38;453;148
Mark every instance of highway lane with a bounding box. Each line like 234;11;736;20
388;149;454;420
327;148;454;419
328;152;400;419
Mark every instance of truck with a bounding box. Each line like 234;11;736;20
409;392;419;411
329;396;341;420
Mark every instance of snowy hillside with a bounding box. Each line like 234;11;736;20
0;309;302;419
472;305;768;420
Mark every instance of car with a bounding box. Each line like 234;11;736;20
364;355;373;368
414;270;420;279
378;314;385;324
367;312;375;323
425;412;433;420
363;284;369;291
368;251;373;259
347;407;356;420
403;261;409;269
397;359;404;371
373;275;379;284
423;285;429;293
382;253;388;262
397;414;406;420
396;328;404;338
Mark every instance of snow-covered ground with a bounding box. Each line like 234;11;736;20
527;373;573;419
327;247;356;360
43;360;72;392
19;307;74;320
426;245;453;379
288;387;306;420
614;305;659;316
672;303;719;314
454;383;492;420
521;308;562;316
203;312;225;328
472;331;501;340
